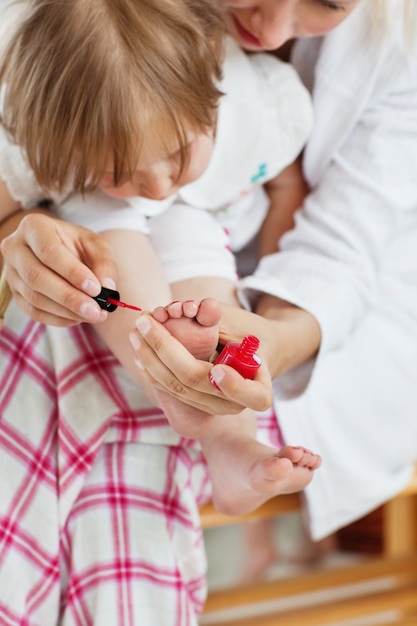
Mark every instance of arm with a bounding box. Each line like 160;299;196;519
128;296;320;416
0;180;25;255
0;179;20;223
69;213;246;424
124;157;314;415
258;158;308;257
0;180;20;318
129;35;417;414
92;228;172;381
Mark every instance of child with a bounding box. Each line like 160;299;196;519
0;0;320;621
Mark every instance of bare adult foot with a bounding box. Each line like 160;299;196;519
239;539;279;583
152;297;221;361
289;533;338;565
239;519;280;584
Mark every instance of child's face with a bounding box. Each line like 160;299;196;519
221;0;361;51
99;130;214;201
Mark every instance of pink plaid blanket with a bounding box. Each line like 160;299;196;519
0;304;211;626
0;304;280;625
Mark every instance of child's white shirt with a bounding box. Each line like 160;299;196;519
0;36;313;283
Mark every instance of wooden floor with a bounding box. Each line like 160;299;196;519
200;467;417;625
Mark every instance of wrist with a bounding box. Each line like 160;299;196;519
256;295;321;378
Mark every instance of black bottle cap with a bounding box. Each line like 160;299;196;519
92;286;120;312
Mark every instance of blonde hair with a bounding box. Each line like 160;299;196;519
372;0;417;48
0;0;225;193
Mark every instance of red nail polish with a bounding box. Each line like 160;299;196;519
213;335;261;379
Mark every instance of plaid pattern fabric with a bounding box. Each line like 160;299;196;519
0;304;280;625
0;305;211;626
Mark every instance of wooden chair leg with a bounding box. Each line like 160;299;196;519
384;491;417;557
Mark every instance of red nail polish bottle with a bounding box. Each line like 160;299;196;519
214;335;261;379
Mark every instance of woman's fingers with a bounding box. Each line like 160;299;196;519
53;217;118;292
129;315;242;412
130;313;273;415
1;213;118;323
133;314;213;388
3;236;103;324
209;362;273;412
12;286;87;326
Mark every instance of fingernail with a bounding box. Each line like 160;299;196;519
102;277;117;290
129;331;141;350
135;358;144;371
209;374;221;391
80;301;102;321
81;279;101;296
136;316;151;335
209;367;224;388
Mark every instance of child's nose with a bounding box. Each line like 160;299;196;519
141;166;175;200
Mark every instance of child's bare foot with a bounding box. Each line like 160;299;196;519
150;298;321;512
202;431;322;516
147;297;222;438
152;297;221;360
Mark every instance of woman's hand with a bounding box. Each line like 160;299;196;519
1;211;118;326
129;307;275;420
128;298;321;428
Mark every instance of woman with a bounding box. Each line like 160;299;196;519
1;0;417;621
127;0;417;540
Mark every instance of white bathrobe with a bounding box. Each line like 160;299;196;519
240;0;417;539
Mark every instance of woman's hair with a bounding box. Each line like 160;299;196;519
373;0;417;48
0;0;225;193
